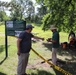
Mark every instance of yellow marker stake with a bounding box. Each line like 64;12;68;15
31;48;72;75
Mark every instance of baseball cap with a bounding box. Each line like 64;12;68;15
26;24;34;29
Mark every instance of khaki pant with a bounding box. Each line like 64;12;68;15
17;53;29;75
52;48;57;65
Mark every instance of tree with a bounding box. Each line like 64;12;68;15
10;0;35;21
36;0;76;32
0;11;10;22
35;0;48;24
25;1;35;21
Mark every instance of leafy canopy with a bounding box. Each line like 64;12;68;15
36;0;76;32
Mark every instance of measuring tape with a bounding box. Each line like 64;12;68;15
31;48;72;75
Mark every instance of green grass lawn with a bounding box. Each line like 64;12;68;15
0;25;5;33
0;24;76;75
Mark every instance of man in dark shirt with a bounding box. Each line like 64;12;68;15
17;24;44;75
47;25;60;65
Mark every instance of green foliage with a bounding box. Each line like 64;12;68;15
0;11;10;21
0;0;35;21
36;0;48;24
10;0;35;21
36;0;76;32
42;13;52;30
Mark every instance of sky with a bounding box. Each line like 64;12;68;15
0;0;35;2
0;0;36;16
0;0;11;2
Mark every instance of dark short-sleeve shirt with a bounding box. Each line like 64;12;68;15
52;31;60;48
19;31;34;53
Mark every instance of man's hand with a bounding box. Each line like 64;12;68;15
33;36;44;41
47;38;51;42
17;51;21;56
41;38;44;41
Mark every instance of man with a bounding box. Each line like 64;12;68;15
68;30;75;40
47;25;60;65
68;30;76;49
17;24;44;75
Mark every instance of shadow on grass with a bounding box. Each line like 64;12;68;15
31;69;53;75
0;45;10;65
43;42;76;60
0;72;6;75
42;42;52;51
0;45;10;53
63;62;76;75
42;42;76;75
0;45;5;53
54;61;76;75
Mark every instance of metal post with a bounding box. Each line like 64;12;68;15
5;21;8;58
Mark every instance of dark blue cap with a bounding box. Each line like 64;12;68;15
26;24;34;29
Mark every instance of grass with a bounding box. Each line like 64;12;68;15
0;24;76;75
32;24;68;42
0;25;5;33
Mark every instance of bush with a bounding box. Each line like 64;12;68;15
0;22;5;25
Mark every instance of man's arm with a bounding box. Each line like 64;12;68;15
17;38;22;56
33;36;44;41
50;40;57;43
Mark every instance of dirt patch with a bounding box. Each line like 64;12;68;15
27;62;51;70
